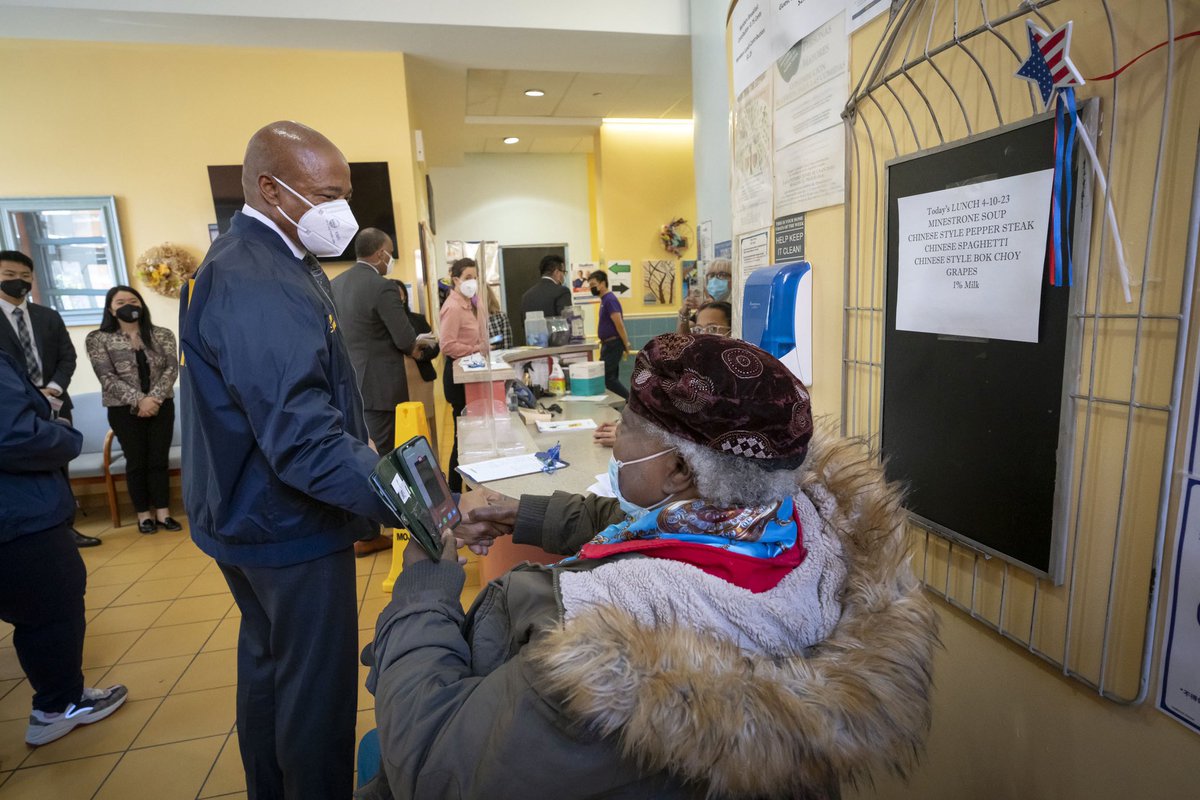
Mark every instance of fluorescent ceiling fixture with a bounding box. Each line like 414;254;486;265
602;117;694;127
503;136;520;144
524;89;545;97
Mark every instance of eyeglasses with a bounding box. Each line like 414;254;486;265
692;324;731;336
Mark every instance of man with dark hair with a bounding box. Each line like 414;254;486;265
587;269;631;399
332;227;434;557
180;121;404;798
520;253;571;319
0;250;99;547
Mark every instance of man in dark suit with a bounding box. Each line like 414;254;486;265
519;254;571;319
331;228;432;556
0;251;100;547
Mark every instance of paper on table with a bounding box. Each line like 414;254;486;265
536;419;598;433
457;454;568;484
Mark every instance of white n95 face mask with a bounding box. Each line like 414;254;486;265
272;175;359;258
459;279;479;299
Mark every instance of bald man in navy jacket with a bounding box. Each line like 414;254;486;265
180;121;401;799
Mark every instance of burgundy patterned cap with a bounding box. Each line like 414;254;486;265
627;334;813;470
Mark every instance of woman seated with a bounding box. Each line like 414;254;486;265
362;334;937;800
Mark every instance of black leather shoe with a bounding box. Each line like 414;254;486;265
72;529;102;547
138;519;157;535
156;517;183;532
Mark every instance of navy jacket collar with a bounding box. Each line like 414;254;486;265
229;211;304;263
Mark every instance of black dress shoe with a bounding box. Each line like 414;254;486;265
138;519;157;535
156;517;183;532
72;529;102;547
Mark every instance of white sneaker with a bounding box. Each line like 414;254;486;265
25;685;129;746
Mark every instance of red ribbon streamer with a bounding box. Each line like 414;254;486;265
1087;30;1199;82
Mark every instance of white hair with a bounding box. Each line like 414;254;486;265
639;418;807;507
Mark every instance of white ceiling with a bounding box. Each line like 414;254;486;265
0;0;696;163
466;69;692;120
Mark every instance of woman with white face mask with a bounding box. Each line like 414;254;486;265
438;257;483;491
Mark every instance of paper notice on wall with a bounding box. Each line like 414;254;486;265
849;0;892;33
894;169;1054;343
774;125;845;216
731;1;774;97
1159;341;1200;736
737;227;771;280
1160;479;1200;736
733;0;843;97
697;220;714;261
732;73;774;234
774;13;848;135
775;0;846;59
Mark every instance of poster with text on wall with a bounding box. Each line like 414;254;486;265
733;72;774;235
732;0;845;96
774;13;847;152
1160;478;1200;736
894;169;1055;343
606;261;632;298
571;263;595;295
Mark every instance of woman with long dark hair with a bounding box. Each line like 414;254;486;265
86;285;180;533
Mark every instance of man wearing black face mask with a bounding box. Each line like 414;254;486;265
0;251;98;547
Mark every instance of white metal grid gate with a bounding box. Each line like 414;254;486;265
841;0;1199;702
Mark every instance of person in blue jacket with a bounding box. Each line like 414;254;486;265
180;121;402;800
0;350;128;747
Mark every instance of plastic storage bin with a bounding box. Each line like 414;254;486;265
569;361;606;396
524;311;549;347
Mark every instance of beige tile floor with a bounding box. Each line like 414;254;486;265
0;515;477;800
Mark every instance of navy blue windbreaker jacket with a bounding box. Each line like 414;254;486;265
0;349;81;543
179;212;397;567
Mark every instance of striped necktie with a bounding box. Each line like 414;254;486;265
303;253;333;299
12;306;43;386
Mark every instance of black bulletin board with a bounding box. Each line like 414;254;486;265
881;110;1085;582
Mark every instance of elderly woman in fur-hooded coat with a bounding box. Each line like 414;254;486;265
360;334;938;800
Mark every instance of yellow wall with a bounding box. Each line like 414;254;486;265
720;3;1200;798
596;121;697;316
0;38;420;396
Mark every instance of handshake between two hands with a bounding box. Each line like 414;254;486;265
401;487;520;567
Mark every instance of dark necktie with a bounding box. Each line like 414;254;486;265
12;307;43;386
303;253;333;300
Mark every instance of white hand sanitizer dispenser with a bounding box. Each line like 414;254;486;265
740;261;813;385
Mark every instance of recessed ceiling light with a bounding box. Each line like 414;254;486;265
503;136;520;144
524;89;545;97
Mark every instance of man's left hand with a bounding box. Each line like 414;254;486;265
40;387;61;398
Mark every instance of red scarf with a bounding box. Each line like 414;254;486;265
578;509;806;593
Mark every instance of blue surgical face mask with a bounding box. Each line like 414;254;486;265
706;277;730;300
608;448;677;520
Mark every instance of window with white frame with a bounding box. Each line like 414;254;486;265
0;196;128;326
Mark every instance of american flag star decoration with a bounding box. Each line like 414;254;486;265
1016;19;1085;109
